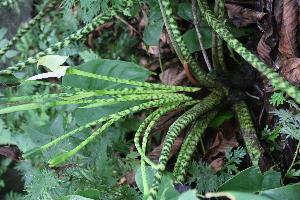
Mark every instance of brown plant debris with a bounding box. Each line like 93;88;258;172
0;146;24;161
225;3;266;27
279;57;300;85
277;0;298;58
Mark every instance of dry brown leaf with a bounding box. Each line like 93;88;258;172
147;137;184;164
210;157;225;171
202;131;238;161
280;57;300;85
278;0;298;58
0;146;24;161
225;4;266;27
159;67;187;86
257;33;275;68
125;171;136;185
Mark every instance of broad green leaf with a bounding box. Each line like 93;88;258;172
136;166;179;199
0;28;7;41
178;189;198;200
206;191;273;200
177;3;200;22
208;110;234;127
218;167;263;192
183;25;213;53
74;189;100;200
144;21;163;46
0;75;20;84
5;50;19;58
62;59;153;126
261;184;300;200
218;166;281;193
144;7;163;46
56;195;93;200
261;169;281;190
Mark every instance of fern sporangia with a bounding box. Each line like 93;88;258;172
2;0;300;199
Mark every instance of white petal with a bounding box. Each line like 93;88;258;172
27;72;61;80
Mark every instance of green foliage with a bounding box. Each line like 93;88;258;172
135;166;180;199
187;147;246;194
270;91;286;106
222;147;246;174
0;28;19;63
271;101;300;140
187;160;223;194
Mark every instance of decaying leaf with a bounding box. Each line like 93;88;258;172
257;33;275;68
210;157;225;171
225;4;266;27
202;131;238;161
277;0;298;58
280;57;300;85
159;67;187;86
0;146;24;161
147;137;184;164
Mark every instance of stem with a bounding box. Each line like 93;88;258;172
67;68;200;92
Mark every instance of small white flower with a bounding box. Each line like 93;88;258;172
27;55;70;80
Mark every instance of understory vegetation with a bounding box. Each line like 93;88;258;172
0;0;300;199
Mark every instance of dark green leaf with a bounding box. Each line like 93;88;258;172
208;110;234;127
144;21;163;46
74;189;100;200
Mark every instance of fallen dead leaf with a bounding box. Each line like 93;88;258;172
280;57;300;85
202;131;238;161
210;157;225;171
147;137;184;164
159;67;187;86
277;0;298;58
225;4;266;27
0;146;24;161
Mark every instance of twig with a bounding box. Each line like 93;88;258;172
192;0;212;72
114;15;141;37
184;61;200;86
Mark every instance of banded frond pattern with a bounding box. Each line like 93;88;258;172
148;93;220;200
68;68;200;92
26;96;194;160
134;100;200;169
0;0;60;58
158;0;216;88
0;12;113;74
197;0;300;103
173;110;218;182
233;100;263;166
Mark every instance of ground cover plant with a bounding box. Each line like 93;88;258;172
0;0;300;199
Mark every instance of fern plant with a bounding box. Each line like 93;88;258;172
2;0;300;199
